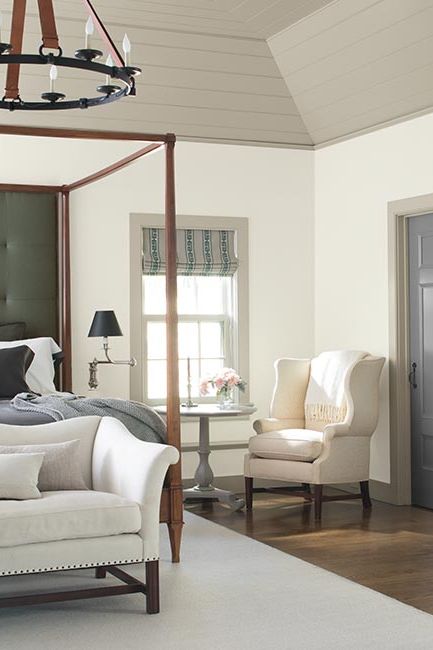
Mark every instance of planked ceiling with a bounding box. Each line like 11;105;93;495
0;1;433;147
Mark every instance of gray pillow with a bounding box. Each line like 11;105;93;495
0;439;87;491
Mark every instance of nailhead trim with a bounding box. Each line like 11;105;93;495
0;556;161;576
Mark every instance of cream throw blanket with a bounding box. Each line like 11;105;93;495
304;350;367;425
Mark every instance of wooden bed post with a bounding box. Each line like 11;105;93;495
164;134;183;562
60;190;72;392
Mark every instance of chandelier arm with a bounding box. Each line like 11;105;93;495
83;0;125;67
37;0;60;50
4;0;26;100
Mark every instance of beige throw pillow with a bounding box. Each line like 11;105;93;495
0;453;45;500
0;439;87;491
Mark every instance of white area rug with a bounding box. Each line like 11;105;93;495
1;512;433;650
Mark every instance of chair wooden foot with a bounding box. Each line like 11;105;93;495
145;560;159;614
245;477;253;511
360;481;372;510
314;485;323;520
167;521;183;563
95;567;107;579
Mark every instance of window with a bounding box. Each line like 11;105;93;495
143;275;234;400
130;215;249;405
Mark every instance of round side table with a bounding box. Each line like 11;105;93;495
155;403;256;511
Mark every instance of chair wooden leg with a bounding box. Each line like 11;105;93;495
245;477;253;511
360;481;372;510
314;485;323;521
95;567;107;579
145;560;159;615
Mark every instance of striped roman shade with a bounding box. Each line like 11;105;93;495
142;228;239;276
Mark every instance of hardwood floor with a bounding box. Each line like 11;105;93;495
185;488;433;614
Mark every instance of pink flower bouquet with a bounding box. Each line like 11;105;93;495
200;368;246;402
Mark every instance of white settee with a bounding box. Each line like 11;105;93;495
0;416;179;614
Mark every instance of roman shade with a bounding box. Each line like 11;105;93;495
142;227;239;276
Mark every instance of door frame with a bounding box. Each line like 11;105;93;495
388;192;433;504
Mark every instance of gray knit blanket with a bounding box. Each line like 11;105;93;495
11;393;167;444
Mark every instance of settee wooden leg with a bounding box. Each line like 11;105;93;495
95;567;107;579
245;477;253;511
360;481;372;510
168;522;183;564
145;560;160;614
314;485;323;520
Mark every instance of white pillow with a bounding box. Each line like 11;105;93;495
0;337;61;394
0;453;45;500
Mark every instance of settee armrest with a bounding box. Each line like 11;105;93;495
253;418;304;434
92;417;179;561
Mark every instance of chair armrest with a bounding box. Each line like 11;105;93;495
92;417;179;561
253;418;304;434
323;422;349;440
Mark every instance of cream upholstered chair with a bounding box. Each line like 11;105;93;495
0;416;179;614
245;351;385;520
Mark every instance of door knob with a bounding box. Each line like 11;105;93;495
409;362;418;389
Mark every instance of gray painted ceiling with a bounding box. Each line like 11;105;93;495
0;0;432;147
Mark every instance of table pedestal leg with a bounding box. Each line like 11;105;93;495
183;415;245;511
194;416;214;490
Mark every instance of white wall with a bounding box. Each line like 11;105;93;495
70;141;315;477
315;111;433;483
4;124;431;486
5;122;430;485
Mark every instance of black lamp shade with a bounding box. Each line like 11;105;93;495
88;310;123;338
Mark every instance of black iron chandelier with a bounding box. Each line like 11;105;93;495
0;0;141;111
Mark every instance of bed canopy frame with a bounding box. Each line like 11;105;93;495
0;124;183;562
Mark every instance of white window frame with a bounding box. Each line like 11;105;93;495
129;214;249;406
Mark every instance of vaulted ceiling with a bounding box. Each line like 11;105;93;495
1;0;433;148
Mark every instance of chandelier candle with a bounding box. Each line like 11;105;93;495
122;34;131;66
49;65;57;93
105;54;113;85
85;16;93;49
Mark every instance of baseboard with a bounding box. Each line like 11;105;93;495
330;480;397;505
370;480;398;504
182;476;289;492
183;475;398;505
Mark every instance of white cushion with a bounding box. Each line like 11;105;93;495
0;439;87;491
0;337;61;394
249;429;323;462
0;490;141;547
0;453;45;500
0;417;101;489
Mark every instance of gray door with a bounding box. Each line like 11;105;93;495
409;213;433;508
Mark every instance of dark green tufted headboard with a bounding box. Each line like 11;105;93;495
0;191;58;339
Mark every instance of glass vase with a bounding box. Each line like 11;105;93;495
217;387;234;409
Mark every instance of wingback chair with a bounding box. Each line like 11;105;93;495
245;352;385;520
0;416;179;613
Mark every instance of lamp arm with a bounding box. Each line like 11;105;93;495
102;346;137;366
88;348;137;391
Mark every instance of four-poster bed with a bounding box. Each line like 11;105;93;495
0;125;183;563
